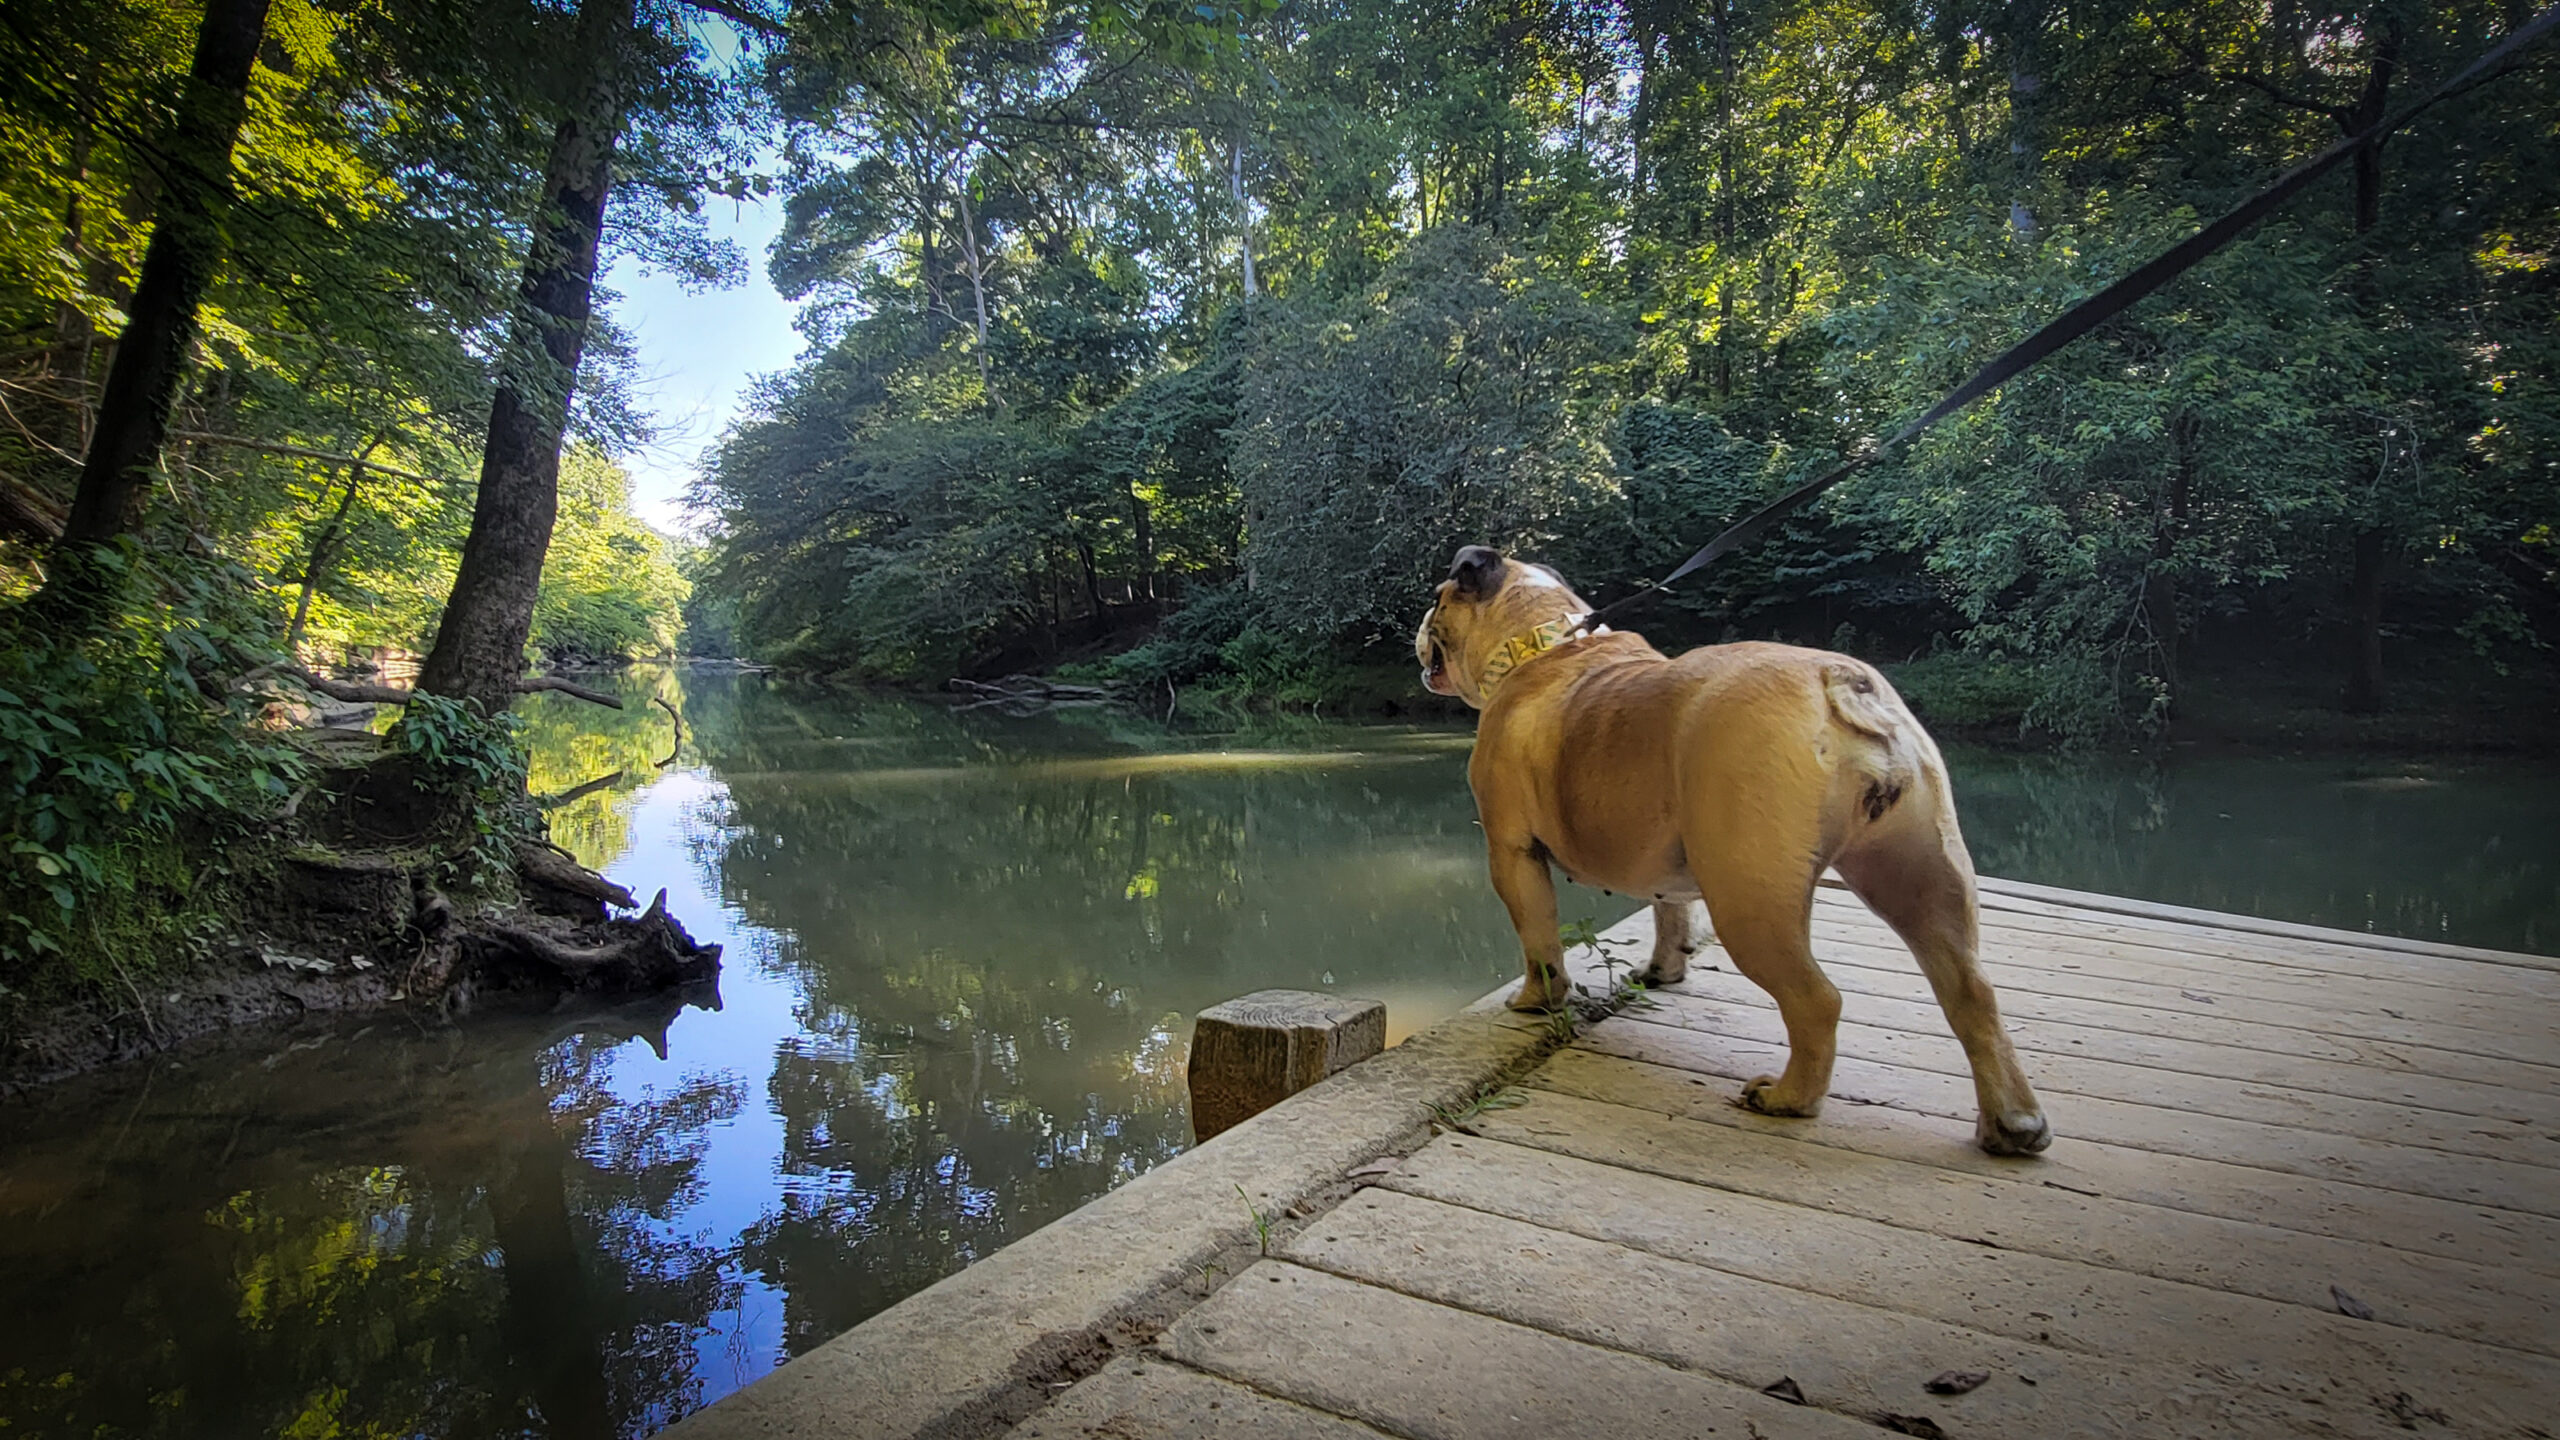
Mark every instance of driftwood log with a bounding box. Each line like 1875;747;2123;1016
513;839;637;910
947;674;1114;710
285;665;624;709
478;889;718;993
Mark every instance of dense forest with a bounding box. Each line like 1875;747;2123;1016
2;0;2555;1003
693;0;2560;742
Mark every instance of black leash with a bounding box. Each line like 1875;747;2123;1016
1578;3;2560;631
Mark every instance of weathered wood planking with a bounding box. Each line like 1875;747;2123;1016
1012;881;2560;1440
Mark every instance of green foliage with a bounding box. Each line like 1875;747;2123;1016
532;448;691;664
690;0;2558;739
1236;226;1625;638
387;691;535;886
0;552;303;986
390;693;528;797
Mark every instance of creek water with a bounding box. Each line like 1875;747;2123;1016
3;666;2553;1438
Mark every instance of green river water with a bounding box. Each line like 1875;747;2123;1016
3;666;2553;1438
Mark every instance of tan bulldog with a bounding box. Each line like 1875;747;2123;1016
1417;545;2051;1155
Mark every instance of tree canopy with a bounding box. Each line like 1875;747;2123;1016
690;0;2559;740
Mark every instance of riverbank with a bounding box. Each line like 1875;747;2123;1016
796;636;2560;757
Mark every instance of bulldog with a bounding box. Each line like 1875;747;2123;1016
1418;545;2051;1155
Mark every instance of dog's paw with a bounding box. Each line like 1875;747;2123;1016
1507;984;1571;1013
1737;1074;1823;1118
1977;1108;2053;1156
1634;960;1686;987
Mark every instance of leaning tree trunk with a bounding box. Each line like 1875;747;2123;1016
416;0;631;714
54;0;272;548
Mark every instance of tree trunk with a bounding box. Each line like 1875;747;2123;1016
491;1097;613;1440
1713;0;1736;400
1231;130;1257;298
1079;542;1105;641
55;0;272;546
952;175;996;402
416;0;630;715
2343;526;2389;714
2333;19;2401;716
2146;410;2197;698
1128;482;1155;603
285;441;380;653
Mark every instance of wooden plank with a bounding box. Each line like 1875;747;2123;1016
1804;909;2560;1037
1766;924;2560;1068
1813;891;2560;1008
1653;940;2560;1101
1288;1184;2401;1439
1526;1047;2560;1278
1373;1136;2559;1436
1014;1355;1397;1440
1448;1086;2558;1354
1158;1262;1878;1440
1654;968;2559;1124
1837;881;2560;993
1971;874;2560;975
1599;899;2560;1061
1628;994;2560;1166
1579;1017;2560;1216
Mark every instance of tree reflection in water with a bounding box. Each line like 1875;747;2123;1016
4;671;2549;1439
0;673;1536;1438
0;993;744;1439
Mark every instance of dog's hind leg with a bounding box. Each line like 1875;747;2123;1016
1689;824;1839;1118
1638;900;1701;986
1835;779;2052;1155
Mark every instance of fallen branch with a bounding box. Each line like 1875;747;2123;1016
948;674;1113;704
292;669;411;704
537;770;625;809
513;674;626;708
168;431;441;484
1;473;67;542
280;665;626;709
653;696;684;768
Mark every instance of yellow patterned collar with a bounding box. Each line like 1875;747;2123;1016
1474;614;1589;703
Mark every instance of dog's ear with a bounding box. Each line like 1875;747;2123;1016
1449;545;1506;601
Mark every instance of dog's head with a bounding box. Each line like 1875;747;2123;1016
1416;545;1590;708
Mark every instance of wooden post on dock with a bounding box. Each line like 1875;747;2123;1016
1187;990;1386;1143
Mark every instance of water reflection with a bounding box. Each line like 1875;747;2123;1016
1;670;2552;1438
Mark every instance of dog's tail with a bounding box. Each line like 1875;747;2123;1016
1822;661;1921;824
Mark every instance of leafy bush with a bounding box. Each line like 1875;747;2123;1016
387;692;537;886
0;554;305;990
1098;585;1262;687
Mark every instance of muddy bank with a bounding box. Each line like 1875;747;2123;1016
2;727;720;1095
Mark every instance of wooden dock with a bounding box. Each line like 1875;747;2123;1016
674;879;2560;1440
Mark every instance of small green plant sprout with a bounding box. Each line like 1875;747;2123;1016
1560;915;1643;992
1618;974;1661;1013
1236;1184;1275;1255
1425;1084;1527;1136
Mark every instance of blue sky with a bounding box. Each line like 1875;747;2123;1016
604;193;801;535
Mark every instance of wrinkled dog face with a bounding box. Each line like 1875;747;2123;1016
1415;545;1512;697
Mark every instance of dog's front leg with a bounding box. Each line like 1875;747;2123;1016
1487;838;1571;1012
